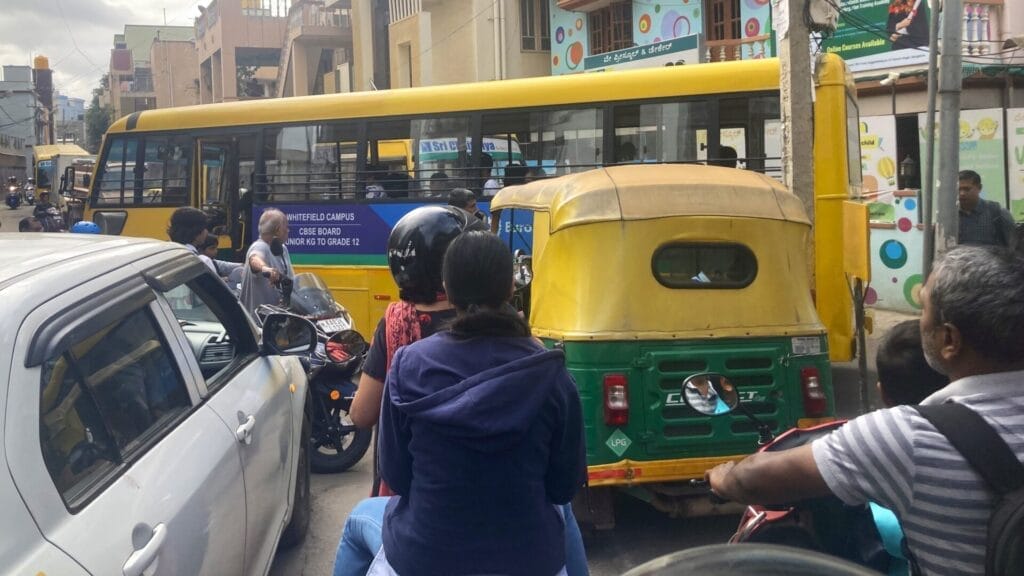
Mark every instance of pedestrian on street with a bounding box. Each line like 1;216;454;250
705;245;1024;576
957;170;1017;251
240;208;293;317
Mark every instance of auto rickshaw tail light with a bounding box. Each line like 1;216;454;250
603;374;629;426
800;367;827;417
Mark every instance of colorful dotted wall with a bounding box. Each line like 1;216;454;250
867;191;925;314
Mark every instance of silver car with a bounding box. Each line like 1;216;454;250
0;233;313;575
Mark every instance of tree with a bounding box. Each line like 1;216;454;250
85;80;114;154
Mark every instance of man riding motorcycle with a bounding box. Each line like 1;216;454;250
33;191;65;232
706;246;1024;576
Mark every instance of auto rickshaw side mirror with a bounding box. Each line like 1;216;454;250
513;249;533;289
681;373;740;416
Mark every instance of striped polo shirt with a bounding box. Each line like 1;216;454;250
812;370;1024;576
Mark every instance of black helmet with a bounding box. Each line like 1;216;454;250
388;206;469;303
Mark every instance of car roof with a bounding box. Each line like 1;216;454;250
0;234;186;304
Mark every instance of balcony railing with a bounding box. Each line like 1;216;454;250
964;1;1002;56
389;0;421;24
290;0;352;30
705;35;771;63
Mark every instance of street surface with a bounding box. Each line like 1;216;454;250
0;204;33;232
272;312;905;575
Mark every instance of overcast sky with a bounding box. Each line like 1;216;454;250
0;0;201;103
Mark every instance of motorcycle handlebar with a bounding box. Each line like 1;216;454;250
689;479;728;505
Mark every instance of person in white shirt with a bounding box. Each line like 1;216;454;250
480;153;500;197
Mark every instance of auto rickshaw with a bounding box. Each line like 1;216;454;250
490;164;836;527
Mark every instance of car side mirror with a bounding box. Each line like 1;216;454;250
261;313;318;356
682;373;740;416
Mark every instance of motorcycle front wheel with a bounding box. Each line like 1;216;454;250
310;400;371;473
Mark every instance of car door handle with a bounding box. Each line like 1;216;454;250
123;523;166;576
236;414;256;445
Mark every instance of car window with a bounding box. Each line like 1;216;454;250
38;305;191;507
162;273;257;388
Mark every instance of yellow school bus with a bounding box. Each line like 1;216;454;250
86;54;863;358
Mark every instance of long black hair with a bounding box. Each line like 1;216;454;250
443;232;530;338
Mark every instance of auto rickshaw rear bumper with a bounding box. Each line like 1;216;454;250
587;454;748;487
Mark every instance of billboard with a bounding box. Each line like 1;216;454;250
822;0;931;72
1006;108;1024;221
917;108;1007;208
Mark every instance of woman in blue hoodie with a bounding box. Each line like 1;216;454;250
371;231;587;576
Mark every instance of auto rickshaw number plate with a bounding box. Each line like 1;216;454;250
790;337;822;356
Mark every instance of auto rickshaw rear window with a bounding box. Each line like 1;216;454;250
652;243;757;289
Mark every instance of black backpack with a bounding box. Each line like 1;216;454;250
914;403;1024;576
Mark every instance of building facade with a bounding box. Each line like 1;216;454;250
152;39;202;108
0;65;40;181
350;0;552;91
55;92;86;145
194;0;290;103
108;25;196;120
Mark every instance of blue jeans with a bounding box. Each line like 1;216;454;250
333;497;590;576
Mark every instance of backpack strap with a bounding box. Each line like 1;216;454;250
914;403;1024;495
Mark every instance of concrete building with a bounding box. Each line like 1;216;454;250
350;0;552;91
194;0;290;103
55;92;86;145
0;65;40;181
152;39;201;108
277;0;354;97
108;25;195;120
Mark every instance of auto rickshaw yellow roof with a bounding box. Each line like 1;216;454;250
490;164;810;233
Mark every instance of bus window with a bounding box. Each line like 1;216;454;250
412;116;470;198
614;100;708;165
261;123;360;202
717;95;780;175
480;107;603;182
140;135;191;205
846;95;862;188
94;136;140;206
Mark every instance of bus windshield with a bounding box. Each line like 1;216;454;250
37;160;54;189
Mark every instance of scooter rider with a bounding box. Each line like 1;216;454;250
336;207;589;576
706;246;1024;576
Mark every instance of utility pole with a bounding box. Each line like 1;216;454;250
921;0;941;277
935;0;963;256
776;0;815;222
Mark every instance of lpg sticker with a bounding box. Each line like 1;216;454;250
606;429;632;457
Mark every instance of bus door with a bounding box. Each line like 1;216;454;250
197;135;257;258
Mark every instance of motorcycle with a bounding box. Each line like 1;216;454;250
6;185;21;209
682;373;902;575
34;205;65;232
23;183;34;206
257;272;373;474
